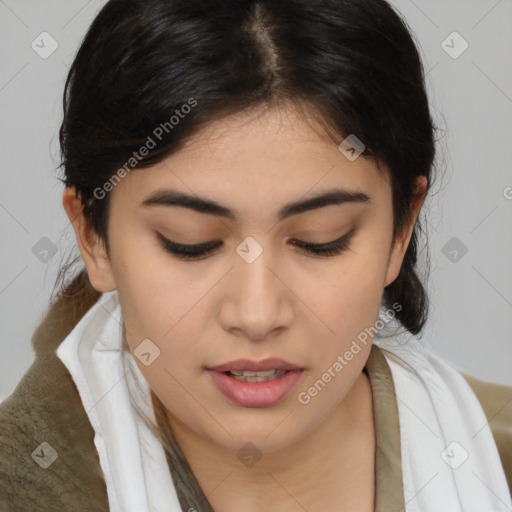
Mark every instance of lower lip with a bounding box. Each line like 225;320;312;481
206;369;303;408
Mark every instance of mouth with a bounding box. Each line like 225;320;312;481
206;359;304;408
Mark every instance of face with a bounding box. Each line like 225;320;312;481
66;102;423;455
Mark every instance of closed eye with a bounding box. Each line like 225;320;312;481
289;227;356;257
156;228;357;261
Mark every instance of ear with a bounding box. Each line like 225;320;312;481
384;176;428;287
62;187;117;292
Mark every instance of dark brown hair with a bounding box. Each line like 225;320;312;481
54;0;438;335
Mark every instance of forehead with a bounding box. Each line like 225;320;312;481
111;102;391;215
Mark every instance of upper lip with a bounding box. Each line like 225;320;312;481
208;358;302;372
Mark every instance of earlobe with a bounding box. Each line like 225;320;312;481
384;175;428;288
62;187;117;292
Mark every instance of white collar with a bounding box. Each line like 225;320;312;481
56;291;181;512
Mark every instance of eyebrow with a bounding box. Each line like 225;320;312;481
141;188;371;222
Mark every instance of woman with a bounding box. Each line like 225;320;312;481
1;0;511;510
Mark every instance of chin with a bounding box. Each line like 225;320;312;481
196;409;309;455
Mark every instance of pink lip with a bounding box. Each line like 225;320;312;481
206;368;303;408
208;357;302;373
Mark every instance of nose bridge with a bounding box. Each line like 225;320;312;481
237;246;274;296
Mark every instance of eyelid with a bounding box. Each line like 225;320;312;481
156;232;221;252
156;227;357;260
289;227;356;247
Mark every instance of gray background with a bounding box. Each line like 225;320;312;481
1;0;511;403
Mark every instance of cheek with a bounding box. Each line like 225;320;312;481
297;246;390;378
108;224;196;335
300;250;388;331
113;260;219;402
293;268;384;411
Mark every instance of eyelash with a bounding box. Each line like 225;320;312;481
157;228;356;261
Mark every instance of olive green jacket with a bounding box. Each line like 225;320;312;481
1;284;511;511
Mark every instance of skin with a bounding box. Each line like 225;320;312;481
63;101;427;511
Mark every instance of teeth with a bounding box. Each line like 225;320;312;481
228;369;287;382
230;369;278;377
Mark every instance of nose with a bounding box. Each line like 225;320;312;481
219;241;294;342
